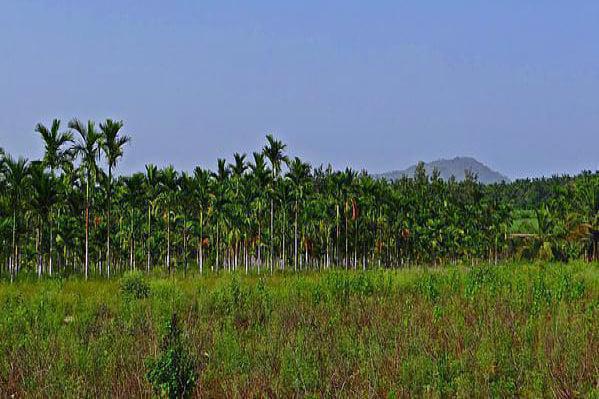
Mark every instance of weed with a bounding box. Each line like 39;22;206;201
120;271;150;299
146;313;198;399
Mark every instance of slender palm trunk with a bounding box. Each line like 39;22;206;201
199;210;203;274
303;234;308;270
336;205;340;268
234;240;238;271
40;226;44;277
196;239;200;272
294;201;298;272
37;223;42;278
166;210;171;274
147;204;151;272
107;167;112;279
281;206;285;270
244;239;248;274
130;211;134;270
11;209;16;283
494;235;498;265
345;215;349;270
183;215;188;275
354;219;358;270
326;233;331;270
56;207;61;274
49;220;53;276
215;219;219;272
257;220;261;273
270;197;274;274
85;178;90;280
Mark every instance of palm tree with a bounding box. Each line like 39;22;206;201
35;119;74;174
229;153;248;272
29;162;59;277
70;119;102;279
4;115;573;278
286;157;311;271
0;148;6;277
159;166;179;274
4;155;30;282
212;159;230;271
179;172;196;274
230;153;248;179
341;168;357;269
193;167;211;274
277;178;291;270
54;162;82;274
249;152;270;271
144;164;159;272
122;173;144;271
36;119;73;274
100;119;131;279
262;134;288;273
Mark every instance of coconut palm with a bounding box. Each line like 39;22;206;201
99;119;130;279
70;119;102;279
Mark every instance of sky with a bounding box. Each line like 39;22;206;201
1;1;598;179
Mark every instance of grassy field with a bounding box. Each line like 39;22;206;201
0;262;597;398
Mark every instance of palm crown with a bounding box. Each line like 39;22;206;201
35;119;74;173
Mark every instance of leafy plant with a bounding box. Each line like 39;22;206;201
146;313;198;398
120;271;150;299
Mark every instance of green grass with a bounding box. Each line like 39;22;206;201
1;262;598;397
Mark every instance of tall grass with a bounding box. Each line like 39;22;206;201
0;262;597;397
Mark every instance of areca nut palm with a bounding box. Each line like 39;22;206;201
4;155;30;282
35;119;74;174
262;134;288;272
70;118;102;280
100;119;130;279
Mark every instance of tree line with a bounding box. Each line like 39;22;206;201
0;119;597;280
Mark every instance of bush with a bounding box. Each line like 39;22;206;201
146;313;198;398
120;271;150;299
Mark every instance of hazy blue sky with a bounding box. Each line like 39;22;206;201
1;1;598;178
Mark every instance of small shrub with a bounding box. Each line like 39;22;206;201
146;313;198;398
120;271;150;299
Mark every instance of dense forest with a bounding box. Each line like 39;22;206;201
0;119;597;280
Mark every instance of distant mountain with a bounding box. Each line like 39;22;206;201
376;157;510;184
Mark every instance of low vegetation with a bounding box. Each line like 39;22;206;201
1;262;597;397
